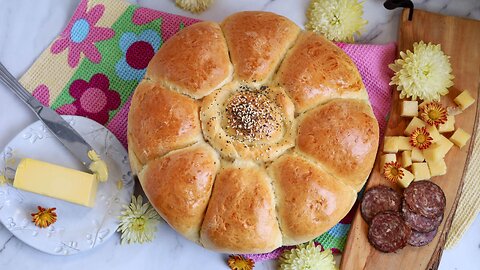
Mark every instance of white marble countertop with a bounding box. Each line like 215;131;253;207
0;0;479;269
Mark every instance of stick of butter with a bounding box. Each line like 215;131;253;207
14;158;98;207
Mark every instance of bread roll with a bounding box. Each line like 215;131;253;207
200;161;282;253
127;11;379;253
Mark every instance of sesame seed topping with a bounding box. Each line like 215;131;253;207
224;86;280;142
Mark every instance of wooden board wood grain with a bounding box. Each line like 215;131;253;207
340;9;480;270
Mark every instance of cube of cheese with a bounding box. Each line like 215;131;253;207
397;136;412;151
412;162;431;180
398;168;415;188
427;158;447;177
419;100;429;109
454;90;475;110
438;115;455;133
423;135;454;162
450;128;471;148
426;124;441;143
404;117;426;135
383;136;399;153
380;153;397;174
400;101;419;117
411;148;425;162
401;151;412;168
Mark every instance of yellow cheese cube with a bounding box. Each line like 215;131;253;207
401;151;412;168
438;115;455;133
427;159;447;177
397;136;412;151
454;90;475;110
450;128;471;148
404;117;426;135
400;101;418;117
423;135;454;162
426;124;441;143
380;153;397;174
14;158;98;207
398;168;415;188
419;100;429;109
383;136;399;153
412;162;431;180
411;148;425;162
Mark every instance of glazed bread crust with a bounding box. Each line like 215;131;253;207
128;11;379;253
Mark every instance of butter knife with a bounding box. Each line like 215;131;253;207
0;62;94;170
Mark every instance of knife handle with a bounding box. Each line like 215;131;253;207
0;61;43;114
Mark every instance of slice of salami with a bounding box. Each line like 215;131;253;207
361;185;402;223
368;211;411;253
408;228;438;247
402;201;443;232
404;181;446;219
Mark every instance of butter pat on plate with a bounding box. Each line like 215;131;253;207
14;158;98;207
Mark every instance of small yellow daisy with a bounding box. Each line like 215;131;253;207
409;127;433;150
227;255;255;270
420;102;448;127
383;161;404;184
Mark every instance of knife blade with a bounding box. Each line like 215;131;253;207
0;62;94;169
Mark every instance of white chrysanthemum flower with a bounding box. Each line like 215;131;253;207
279;242;337;270
305;0;367;42
176;0;214;13
117;195;160;244
389;41;454;102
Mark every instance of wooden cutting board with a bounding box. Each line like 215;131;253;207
340;9;480;270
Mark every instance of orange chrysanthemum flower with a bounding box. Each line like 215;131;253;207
31;206;57;228
228;255;255;270
420;102;448;127
383;161;404;184
409;127;433;150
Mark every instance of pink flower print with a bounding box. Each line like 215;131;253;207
132;8;163;26
51;0;115;68
56;74;120;125
132;7;200;41
32;84;50;106
115;30;161;81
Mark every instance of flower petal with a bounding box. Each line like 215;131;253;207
119;32;138;53
69;79;89;99
84;4;105;25
56;103;78;115
106;90;121;111
51;38;70;54
82;43;102;64
90;27;115;42
89;73;110;90
67;45;82;68
32;84;50;106
138;29;162;50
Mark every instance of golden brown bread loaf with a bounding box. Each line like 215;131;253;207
128;11;379;253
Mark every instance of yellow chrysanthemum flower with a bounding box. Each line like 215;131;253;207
117;195;160;244
389;41;454;102
279;242;337;270
305;0;367;42
176;0;214;13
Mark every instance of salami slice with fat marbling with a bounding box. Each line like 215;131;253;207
361;185;402;223
402;201;443;232
408;228;438;247
368;211;411;253
404;181;446;219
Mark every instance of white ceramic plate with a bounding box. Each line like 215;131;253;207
0;116;134;255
